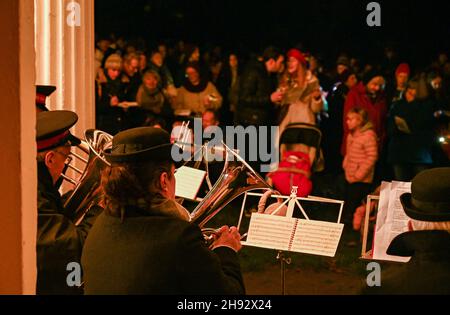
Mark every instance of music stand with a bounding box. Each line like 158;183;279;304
239;187;345;295
360;195;379;259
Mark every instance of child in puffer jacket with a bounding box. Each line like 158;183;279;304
343;107;378;225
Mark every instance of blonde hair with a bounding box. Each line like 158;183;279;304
104;53;122;70
411;219;450;233
348;107;374;131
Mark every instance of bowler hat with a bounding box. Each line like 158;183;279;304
104;127;174;163
37;110;81;152
400;168;450;222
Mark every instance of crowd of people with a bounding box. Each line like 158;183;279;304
32;35;450;295
94;35;450;228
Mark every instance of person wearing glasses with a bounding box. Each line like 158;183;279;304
36;110;101;294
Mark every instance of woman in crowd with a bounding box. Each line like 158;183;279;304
134;70;173;130
387;79;435;181
147;50;177;100
277;48;324;134
96;53;126;135
214;52;241;126
174;62;222;116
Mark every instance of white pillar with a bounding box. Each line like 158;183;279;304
0;0;37;295
35;0;96;139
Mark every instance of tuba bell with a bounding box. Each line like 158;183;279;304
62;129;113;225
189;143;273;228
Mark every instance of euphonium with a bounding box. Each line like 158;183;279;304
62;129;113;225
189;143;273;229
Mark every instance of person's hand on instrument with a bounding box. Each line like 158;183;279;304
210;225;242;252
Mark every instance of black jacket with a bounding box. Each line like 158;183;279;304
122;72;142;102
82;199;245;295
363;230;450;294
37;162;101;294
236;59;276;125
96;72;126;135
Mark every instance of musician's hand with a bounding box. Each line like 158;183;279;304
211;225;242;252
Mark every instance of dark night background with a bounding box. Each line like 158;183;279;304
95;0;450;68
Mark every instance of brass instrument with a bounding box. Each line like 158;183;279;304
189;143;273;229
62;129;113;225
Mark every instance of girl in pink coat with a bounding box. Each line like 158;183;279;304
342;107;378;225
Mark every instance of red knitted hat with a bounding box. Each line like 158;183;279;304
287;48;307;67
396;63;410;76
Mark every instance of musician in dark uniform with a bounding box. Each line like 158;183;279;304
36;85;56;113
81;127;245;294
36;110;101;294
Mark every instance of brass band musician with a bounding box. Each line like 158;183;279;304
36;110;101;294
81;127;245;294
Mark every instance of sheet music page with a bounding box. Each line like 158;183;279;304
290;220;344;257
373;181;411;262
118;101;138;108
243;213;295;251
174;166;206;200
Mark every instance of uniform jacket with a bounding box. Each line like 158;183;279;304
37;162;100;294
82;196;245;295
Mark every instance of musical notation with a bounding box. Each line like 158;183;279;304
174;166;206;200
244;214;295;251
290;220;343;257
243;213;344;257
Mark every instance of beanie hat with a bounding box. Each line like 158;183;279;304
362;68;383;85
336;55;350;67
104;54;123;70
287;48;307;67
396;63;410;76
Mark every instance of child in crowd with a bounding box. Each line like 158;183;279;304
343;107;378;226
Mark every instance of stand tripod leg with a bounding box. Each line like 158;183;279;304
277;251;292;295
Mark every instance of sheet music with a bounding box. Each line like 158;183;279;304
372;181;411;262
243;213;295;251
243;214;343;257
174;166;206;200
290;220;344;257
118;101;138;108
